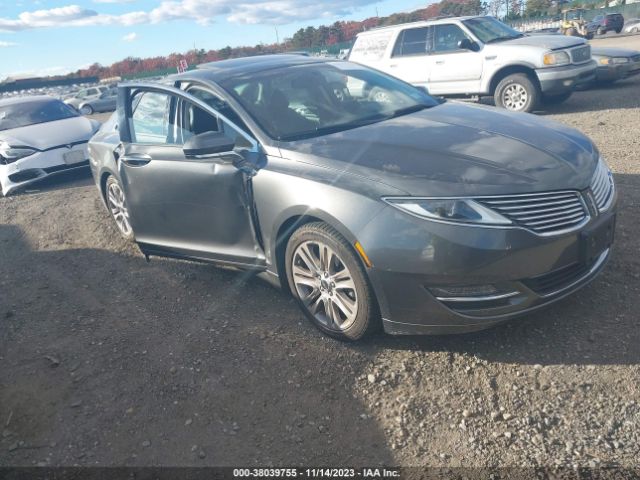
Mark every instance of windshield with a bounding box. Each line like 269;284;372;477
0;99;79;132
462;16;523;43
220;62;439;141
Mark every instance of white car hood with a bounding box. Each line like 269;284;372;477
0;116;96;150
504;34;585;50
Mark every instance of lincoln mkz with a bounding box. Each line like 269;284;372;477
88;55;616;340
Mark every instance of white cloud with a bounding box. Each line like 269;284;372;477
0;0;379;31
94;0;135;3
122;31;137;41
0;41;17;47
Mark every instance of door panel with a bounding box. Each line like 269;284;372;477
427;24;483;95
117;84;265;268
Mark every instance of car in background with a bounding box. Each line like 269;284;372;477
588;13;624;35
348;16;597;113
0;96;100;195
78;88;117;115
64;86;108;111
624;18;640;34
89;54;616;340
591;47;640;83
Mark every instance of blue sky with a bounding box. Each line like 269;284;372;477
0;0;424;80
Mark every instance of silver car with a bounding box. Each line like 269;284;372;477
88;55;616;340
78;88;118;115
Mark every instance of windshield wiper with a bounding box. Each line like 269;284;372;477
486;34;523;43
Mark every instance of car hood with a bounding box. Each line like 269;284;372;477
0;116;97;150
505;34;585;50
278;102;598;197
591;47;639;57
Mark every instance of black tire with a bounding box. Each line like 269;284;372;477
542;92;572;105
615;28;622;34
80;104;94;115
105;176;134;241
285;222;379;341
586;32;594;40
494;73;540;113
567;27;578;36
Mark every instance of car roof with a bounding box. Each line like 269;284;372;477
0;95;56;107
181;54;329;83
356;15;480;35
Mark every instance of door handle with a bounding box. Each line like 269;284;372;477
121;154;152;167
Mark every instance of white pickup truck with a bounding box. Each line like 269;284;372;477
348;16;597;113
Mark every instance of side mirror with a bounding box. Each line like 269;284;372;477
458;38;480;52
183;131;235;158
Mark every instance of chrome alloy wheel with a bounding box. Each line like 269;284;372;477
107;181;132;237
502;83;528;111
291;240;359;331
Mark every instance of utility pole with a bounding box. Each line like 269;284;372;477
275;27;279;44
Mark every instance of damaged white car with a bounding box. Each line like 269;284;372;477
0;96;100;196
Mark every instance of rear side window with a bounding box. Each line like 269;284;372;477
392;27;430;57
131;91;170;144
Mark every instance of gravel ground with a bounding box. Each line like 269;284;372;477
1;73;639;469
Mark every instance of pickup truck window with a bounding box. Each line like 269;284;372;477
433;24;472;53
392;27;430;57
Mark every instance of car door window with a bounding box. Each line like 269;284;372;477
131;91;171;144
186;87;253;141
392;27;431;57
433;24;472;53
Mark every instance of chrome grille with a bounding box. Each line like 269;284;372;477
570;45;591;64
476;191;588;235
590;160;614;212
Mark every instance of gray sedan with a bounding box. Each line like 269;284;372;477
88;55;616;340
78;88;117;115
592;47;640;83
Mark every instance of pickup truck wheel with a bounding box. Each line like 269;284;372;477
542;92;572;105
494;73;539;113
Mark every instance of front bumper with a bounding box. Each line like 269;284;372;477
536;60;597;94
358;190;617;335
0;143;89;195
595;60;640;82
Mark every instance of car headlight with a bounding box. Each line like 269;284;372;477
612;57;630;64
383;197;512;225
0;142;38;164
594;56;612;65
543;51;571;66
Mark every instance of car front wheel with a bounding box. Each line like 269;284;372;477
105;176;134;241
494;73;539;113
285;222;378;341
80;104;94;115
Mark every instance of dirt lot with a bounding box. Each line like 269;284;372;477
1;60;639;468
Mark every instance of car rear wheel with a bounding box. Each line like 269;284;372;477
80;104;94;115
494;73;539;113
285;222;378;341
106;176;134;241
